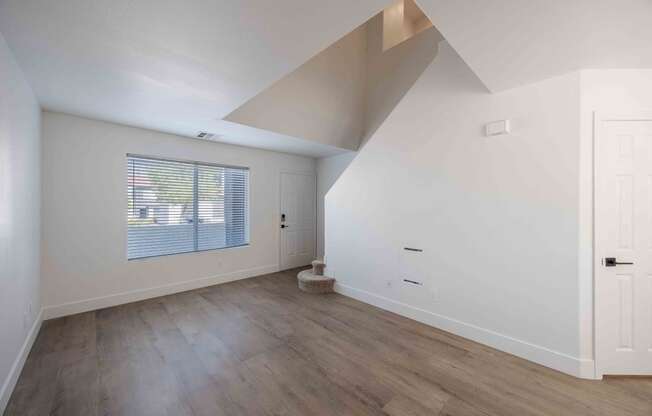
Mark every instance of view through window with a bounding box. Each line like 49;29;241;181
126;155;249;259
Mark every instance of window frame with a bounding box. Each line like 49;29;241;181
126;153;250;260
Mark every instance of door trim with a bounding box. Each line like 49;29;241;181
593;110;652;378
278;170;317;271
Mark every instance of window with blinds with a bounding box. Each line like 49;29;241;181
126;155;249;260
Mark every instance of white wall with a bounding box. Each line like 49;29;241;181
314;18;440;259
577;69;652;361
326;42;592;377
0;34;41;411
316;152;357;258
41;112;315;317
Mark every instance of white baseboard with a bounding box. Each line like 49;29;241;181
43;264;279;320
0;309;44;414
334;282;597;380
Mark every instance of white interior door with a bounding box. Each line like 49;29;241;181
280;172;315;270
595;116;652;376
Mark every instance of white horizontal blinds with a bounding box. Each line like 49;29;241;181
196;164;249;251
223;167;249;247
126;155;249;259
127;157;195;259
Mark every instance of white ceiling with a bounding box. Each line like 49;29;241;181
4;0;650;154
0;0;387;157
418;0;652;92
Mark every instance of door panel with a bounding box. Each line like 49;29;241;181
596;119;652;376
280;172;315;270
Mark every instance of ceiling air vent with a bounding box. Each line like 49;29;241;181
196;131;215;140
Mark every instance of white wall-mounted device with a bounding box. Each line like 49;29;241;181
485;119;511;136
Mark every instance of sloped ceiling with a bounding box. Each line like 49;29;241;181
0;0;388;156
225;25;368;152
225;10;442;152
418;0;652;92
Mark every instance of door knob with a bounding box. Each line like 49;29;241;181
604;257;633;267
281;224;289;229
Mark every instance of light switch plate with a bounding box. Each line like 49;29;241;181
485;119;511;136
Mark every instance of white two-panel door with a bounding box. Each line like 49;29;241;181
595;116;652;376
280;172;315;270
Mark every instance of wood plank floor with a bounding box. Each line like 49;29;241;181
5;268;652;416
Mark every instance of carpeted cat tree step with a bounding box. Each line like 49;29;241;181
297;259;334;293
311;259;325;276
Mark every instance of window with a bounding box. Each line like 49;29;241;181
126;155;249;259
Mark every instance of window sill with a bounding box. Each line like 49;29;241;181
127;243;250;262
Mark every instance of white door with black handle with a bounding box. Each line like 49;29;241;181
595;115;652;376
280;172;315;270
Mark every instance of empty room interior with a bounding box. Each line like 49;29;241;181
2;0;652;415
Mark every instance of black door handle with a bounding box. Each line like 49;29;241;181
281;224;289;229
604;257;634;267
